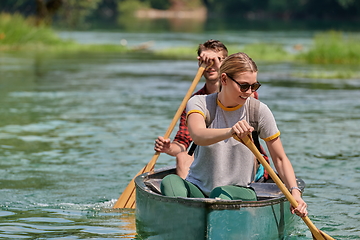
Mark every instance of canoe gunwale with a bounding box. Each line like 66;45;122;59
135;166;305;210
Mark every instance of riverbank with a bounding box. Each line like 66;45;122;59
1;13;360;79
0;13;128;53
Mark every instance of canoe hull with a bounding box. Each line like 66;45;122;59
135;167;303;240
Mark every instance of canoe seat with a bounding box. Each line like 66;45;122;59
250;182;284;199
145;178;163;194
144;178;284;199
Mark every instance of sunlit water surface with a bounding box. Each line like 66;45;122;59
0;31;360;239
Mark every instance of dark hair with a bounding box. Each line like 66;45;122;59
197;39;228;57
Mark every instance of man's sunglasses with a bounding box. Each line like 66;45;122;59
226;74;261;92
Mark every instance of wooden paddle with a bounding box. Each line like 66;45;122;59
234;134;335;240
113;62;208;209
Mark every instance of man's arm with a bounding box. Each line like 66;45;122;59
154;136;186;156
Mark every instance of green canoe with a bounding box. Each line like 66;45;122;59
135;167;305;240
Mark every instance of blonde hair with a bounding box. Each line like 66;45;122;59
220;52;258;77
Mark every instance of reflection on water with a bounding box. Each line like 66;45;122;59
0;205;136;239
0;31;360;239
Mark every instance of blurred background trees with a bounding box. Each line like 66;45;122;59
0;0;359;28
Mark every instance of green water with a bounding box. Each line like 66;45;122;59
0;31;360;239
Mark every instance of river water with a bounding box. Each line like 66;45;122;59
0;30;360;239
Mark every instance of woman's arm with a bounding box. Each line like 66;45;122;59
187;112;254;146
187;112;231;146
266;137;308;217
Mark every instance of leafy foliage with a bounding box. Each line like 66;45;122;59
0;0;36;16
57;0;103;27
299;31;360;64
0;13;64;46
1;0;360;23
0;13;128;53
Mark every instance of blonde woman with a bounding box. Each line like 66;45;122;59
161;52;308;218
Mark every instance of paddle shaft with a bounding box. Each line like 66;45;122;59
113;63;208;209
236;135;335;240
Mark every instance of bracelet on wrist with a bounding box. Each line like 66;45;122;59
289;186;302;194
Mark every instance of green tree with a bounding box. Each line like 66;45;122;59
0;0;36;16
0;0;103;28
1;0;360;25
204;0;360;20
56;0;103;27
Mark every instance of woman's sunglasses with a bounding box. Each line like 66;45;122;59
226;74;261;92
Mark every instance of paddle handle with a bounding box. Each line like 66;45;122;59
113;63;207;209
163;63;207;139
237;135;297;206
236;134;334;240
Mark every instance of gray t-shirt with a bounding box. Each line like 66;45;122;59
185;93;280;196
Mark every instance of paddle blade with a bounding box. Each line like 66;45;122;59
304;217;335;240
301;206;335;239
113;153;159;209
113;166;144;209
319;231;335;240
312;230;335;240
113;177;136;209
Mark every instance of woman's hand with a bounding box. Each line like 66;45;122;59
290;191;308;218
231;120;254;139
154;136;171;153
